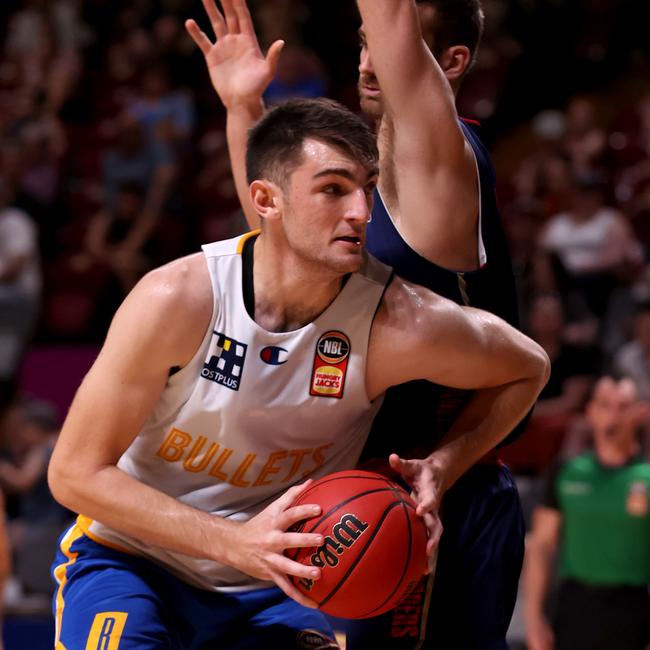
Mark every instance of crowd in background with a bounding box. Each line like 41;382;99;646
0;0;649;642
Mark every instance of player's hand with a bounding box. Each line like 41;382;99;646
185;0;283;110
227;481;324;608
388;453;443;569
526;615;555;650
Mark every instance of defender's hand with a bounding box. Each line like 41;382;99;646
389;453;444;566
185;0;283;109
226;481;324;608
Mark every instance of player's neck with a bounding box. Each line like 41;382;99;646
376;117;398;207
252;237;345;333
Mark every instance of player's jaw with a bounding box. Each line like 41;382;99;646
358;74;384;117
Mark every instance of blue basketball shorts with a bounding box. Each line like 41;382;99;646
342;462;525;649
51;523;339;650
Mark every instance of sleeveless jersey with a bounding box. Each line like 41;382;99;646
362;119;522;459
81;232;392;591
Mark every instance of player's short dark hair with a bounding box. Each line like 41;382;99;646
417;0;484;68
246;98;378;188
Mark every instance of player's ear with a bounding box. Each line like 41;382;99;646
250;180;282;222
439;45;471;82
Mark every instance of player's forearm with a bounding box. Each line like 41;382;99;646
429;373;547;490
49;462;238;564
227;103;264;230
522;538;555;622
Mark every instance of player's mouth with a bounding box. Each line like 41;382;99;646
359;77;381;98
334;235;363;249
360;85;381;98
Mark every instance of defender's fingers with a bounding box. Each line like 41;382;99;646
220;0;241;34
389;453;416;478
423;513;442;554
425;547;439;576
415;486;438;516
266;40;285;75
201;0;227;38
185;20;213;55
233;0;256;38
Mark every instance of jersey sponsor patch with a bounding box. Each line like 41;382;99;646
260;346;288;365
626;481;649;517
201;332;248;391
310;331;350;399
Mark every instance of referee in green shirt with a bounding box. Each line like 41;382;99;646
524;377;650;650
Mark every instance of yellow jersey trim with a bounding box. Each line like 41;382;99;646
236;229;260;254
76;515;134;555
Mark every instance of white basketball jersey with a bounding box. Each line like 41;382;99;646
82;232;392;591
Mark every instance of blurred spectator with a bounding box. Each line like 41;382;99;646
73;181;158;296
513;111;569;214
612;301;650;401
523;377;650;650
15;112;66;212
251;0;328;103
539;170;643;317
500;294;597;474
0;398;66;534
529;295;597;420
563;96;607;176
0;180;41;383
0;397;69;598
102;112;174;211
264;44;327;103
126;64;195;149
502;200;543;325
529;251;599;347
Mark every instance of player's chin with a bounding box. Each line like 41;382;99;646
359;96;383;118
328;252;363;275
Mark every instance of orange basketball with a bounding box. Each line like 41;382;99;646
287;470;428;619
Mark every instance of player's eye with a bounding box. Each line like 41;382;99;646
323;184;344;196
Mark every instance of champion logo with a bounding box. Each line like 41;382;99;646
260;346;288;365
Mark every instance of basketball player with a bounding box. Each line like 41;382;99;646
187;0;527;647
48;98;548;649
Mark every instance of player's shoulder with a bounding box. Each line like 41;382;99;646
105;252;213;369
375;275;461;342
118;253;212;339
136;252;210;312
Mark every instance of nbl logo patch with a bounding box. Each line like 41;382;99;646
201;331;248;391
310;331;350;399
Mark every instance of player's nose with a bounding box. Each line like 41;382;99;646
359;47;374;76
345;189;371;224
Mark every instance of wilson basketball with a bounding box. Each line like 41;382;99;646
287;470;428;619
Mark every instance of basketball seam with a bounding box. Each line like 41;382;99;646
318;500;405;609
296;474;397;501
360;495;414;618
303;487;397;534
286;486;398;562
